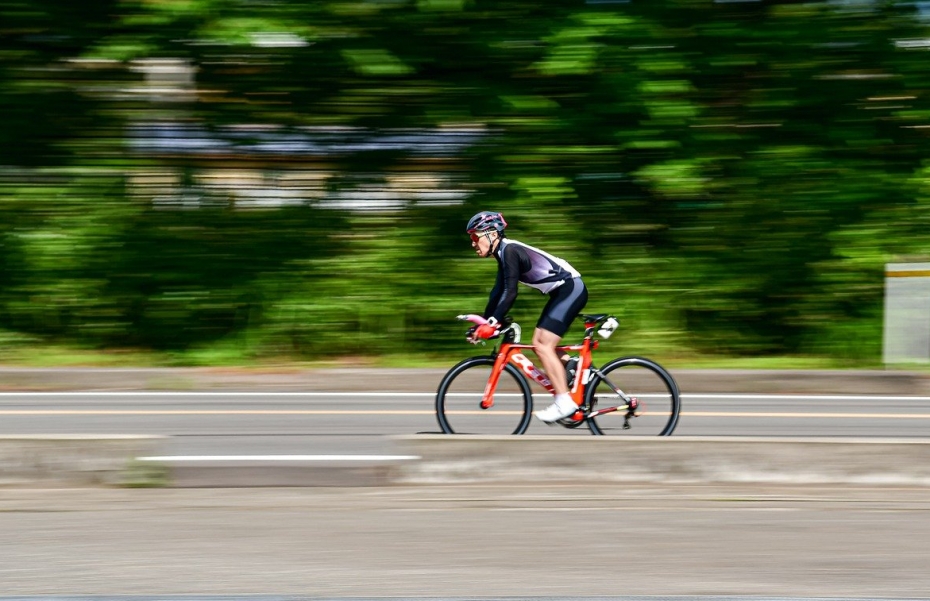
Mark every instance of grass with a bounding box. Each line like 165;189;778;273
0;342;918;372
0;329;922;372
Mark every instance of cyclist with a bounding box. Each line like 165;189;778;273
465;211;588;423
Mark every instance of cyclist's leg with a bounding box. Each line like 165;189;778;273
531;327;577;422
532;327;569;395
533;278;588;421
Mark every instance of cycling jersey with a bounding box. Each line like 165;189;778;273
483;238;582;325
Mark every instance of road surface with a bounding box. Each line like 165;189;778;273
0;483;927;596
0;391;927;456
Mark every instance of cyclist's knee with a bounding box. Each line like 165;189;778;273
532;327;561;351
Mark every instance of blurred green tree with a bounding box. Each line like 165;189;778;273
1;0;928;363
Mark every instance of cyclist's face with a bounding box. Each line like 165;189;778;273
470;231;496;257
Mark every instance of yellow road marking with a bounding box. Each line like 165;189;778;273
0;409;927;419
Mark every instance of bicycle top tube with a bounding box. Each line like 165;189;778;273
495;314;612;346
496;339;594;403
501;342;588;353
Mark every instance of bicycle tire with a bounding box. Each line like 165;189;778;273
584;356;681;436
435;356;534;435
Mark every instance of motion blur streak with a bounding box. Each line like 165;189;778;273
2;1;929;366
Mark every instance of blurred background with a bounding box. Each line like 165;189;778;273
2;0;929;368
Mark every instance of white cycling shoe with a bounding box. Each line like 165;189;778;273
533;395;579;423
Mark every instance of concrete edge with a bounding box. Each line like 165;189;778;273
389;435;930;487
4;434;930;488
0;435;169;487
164;464;397;488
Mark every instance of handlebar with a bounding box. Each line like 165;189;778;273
457;315;522;344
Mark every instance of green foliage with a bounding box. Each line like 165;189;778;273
1;0;929;365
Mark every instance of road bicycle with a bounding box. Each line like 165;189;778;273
435;313;681;436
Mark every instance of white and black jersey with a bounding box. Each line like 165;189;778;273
483;238;582;325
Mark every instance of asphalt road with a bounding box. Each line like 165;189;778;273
2;377;929;598
0;483;928;596
0;391;928;457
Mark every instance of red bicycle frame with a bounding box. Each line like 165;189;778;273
480;323;601;410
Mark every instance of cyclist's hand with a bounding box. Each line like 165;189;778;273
465;325;479;344
474;322;499;340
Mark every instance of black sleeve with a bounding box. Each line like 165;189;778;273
484;246;521;323
483;267;504;319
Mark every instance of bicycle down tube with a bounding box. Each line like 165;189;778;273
481;338;594;409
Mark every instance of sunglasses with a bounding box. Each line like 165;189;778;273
469;230;495;243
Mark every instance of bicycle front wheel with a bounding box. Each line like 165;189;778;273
436;356;533;435
584;356;681;436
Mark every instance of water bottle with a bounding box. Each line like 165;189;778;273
597;317;619;339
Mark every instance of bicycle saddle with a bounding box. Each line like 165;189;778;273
580;313;611;323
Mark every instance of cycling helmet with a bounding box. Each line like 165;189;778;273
466;211;507;234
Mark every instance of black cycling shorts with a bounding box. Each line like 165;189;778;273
536;277;588;338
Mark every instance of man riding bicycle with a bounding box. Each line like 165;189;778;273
465;211;588;423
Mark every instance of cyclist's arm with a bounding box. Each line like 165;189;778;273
483;269;503;318
484;247;520;323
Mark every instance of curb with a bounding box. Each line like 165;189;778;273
144;436;930;488
0;435;168;487
164;463;397;487
3;434;930;488
390;435;930;487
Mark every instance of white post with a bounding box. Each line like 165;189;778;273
883;263;930;364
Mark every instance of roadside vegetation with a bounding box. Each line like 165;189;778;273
2;1;929;369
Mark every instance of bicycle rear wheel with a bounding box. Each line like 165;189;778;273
584;356;680;436
436;356;533;435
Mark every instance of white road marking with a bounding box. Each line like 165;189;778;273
138;454;420;462
685;393;930;401
0;391;928;401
